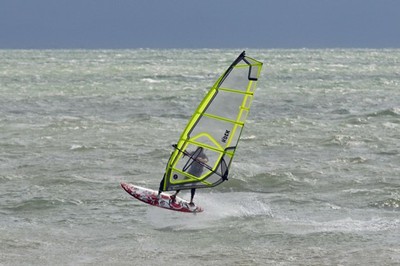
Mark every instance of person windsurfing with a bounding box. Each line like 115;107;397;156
158;146;208;206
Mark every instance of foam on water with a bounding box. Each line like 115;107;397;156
146;192;273;230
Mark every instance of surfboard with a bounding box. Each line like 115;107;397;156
121;182;203;213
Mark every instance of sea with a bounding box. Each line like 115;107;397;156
0;49;399;265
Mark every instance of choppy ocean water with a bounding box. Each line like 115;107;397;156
0;49;399;265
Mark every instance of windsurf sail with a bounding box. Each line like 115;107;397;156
161;51;263;191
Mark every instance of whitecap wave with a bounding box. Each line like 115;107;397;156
146;192;272;230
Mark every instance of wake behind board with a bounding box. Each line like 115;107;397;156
121;182;203;213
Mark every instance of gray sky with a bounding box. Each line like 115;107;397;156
1;0;399;49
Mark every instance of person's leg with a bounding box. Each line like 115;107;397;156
158;175;165;196
190;188;196;204
170;190;180;202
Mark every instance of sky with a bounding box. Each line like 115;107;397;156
1;0;400;49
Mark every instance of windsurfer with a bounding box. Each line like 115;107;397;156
158;147;208;206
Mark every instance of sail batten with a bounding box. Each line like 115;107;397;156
202;113;245;126
162;51;263;192
219;87;254;96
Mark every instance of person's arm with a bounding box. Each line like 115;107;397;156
198;155;208;163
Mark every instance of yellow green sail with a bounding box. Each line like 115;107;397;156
162;51;263;191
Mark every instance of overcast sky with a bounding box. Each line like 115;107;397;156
1;0;399;49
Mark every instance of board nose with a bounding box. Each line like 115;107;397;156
120;182;130;192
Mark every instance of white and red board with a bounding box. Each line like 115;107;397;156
121;182;203;213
